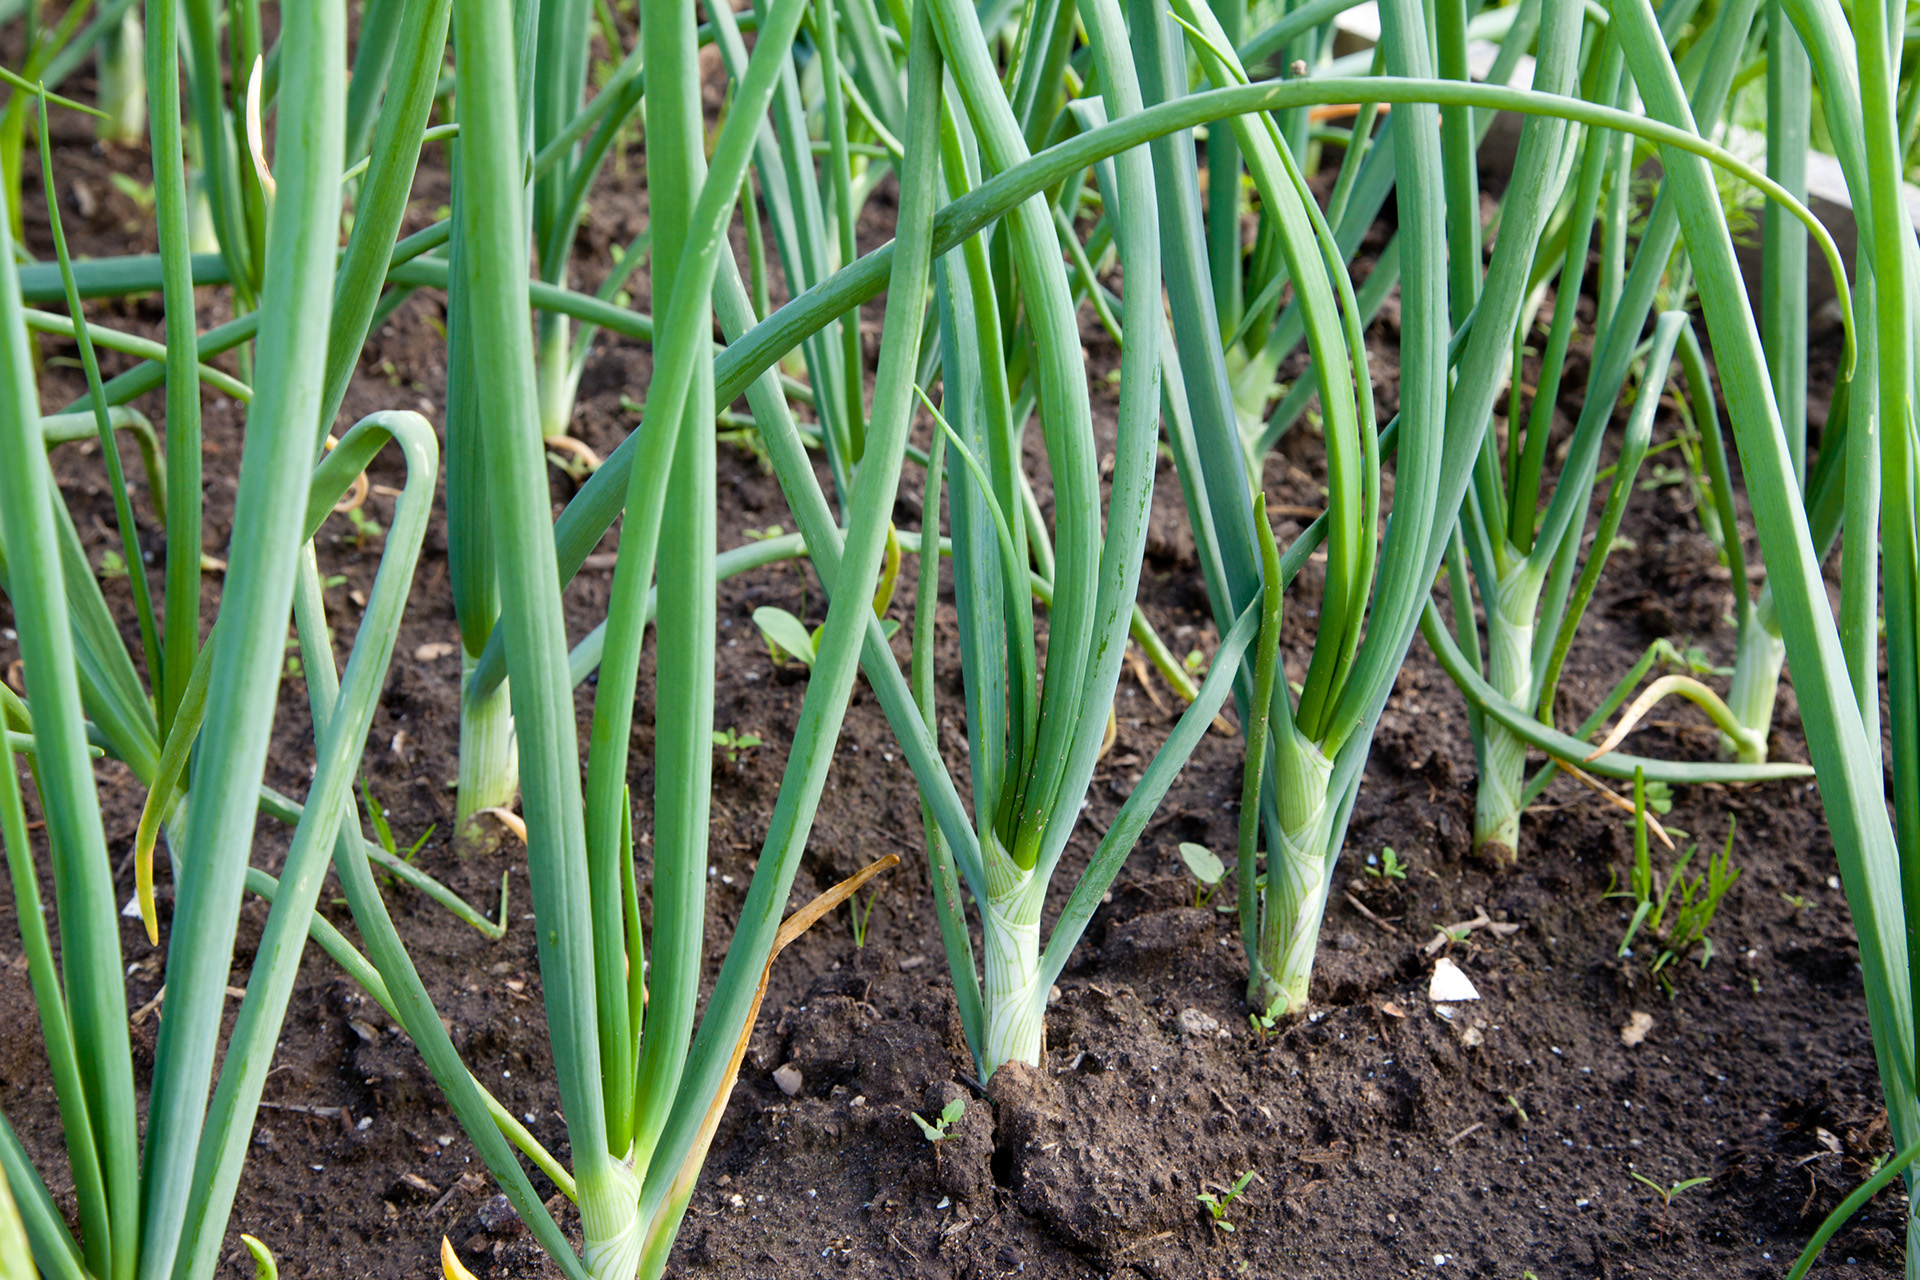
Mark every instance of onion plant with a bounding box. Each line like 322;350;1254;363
1148;0;1844;1014
0;21;443;1280
443;0;1316;1088
0;17;518;1276
1760;0;1920;1263
436;0;524;837
902;0;1198;1075
1414;0;1821;864
1708;0;1810;763
1570;0;1920;1265
384;0;947;1272
418;23;1849;1067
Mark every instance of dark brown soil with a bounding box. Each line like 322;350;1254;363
0;78;1898;1280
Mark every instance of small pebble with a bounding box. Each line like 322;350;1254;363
478;1194;519;1235
1176;1007;1220;1038
772;1063;804;1097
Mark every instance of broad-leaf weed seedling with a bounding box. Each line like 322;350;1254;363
1365;846;1407;880
1180;841;1228;908
912;1098;965;1143
711;727;763;764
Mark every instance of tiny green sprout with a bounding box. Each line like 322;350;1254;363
1630;1171;1710;1210
848;886;880;948
1506;1094;1529;1126
911;1097;965;1143
1179;842;1226;908
753;605;817;667
753;605;897;668
362;782;435;875
741;524;787;541
1781;891;1810;911
1638;460;1691;493
241;1234;279;1280
321;573;348;590
1366;847;1407;881
1249;993;1286;1038
1642;779;1674;816
1195;1169;1256;1232
1182;648;1206;677
98;548;128;580
109;171;156;211
364;780;398;855
1671;642;1732;679
342;504;384;548
711;727;762;764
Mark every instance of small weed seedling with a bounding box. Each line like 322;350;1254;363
848;886;880;948
752;605;817;667
1179;842;1227;908
109;171;156;211
1366;847;1407;881
1642;778;1674;817
1196;1169;1256;1232
754;605;898;668
364;780;435;875
1614;769;1742;986
1652;818;1741;984
1631;1171;1709;1240
99;548;128;580
241;1233;279;1280
1249;993;1287;1040
334;503;384;549
711;727;763;764
911;1097;965;1143
1631;1171;1711;1209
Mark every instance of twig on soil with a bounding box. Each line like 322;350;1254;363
1422;909;1522;956
130;983;247;1024
1119;1230;1174;1254
1447;1122;1485;1146
1342;891;1403;938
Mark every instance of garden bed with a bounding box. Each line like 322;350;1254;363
0;98;1898;1280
